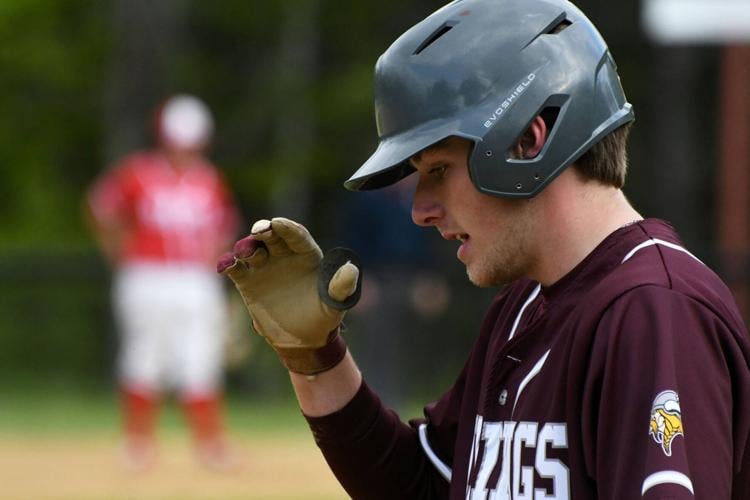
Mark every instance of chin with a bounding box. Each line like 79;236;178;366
467;262;520;289
466;267;498;289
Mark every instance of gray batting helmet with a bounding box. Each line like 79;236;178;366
345;0;634;198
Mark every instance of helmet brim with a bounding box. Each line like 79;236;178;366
344;118;473;191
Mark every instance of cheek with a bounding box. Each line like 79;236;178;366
470;199;504;233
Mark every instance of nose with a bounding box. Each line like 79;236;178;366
411;180;443;227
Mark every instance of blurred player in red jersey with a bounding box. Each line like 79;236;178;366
87;94;241;471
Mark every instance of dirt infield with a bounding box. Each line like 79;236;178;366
0;432;347;500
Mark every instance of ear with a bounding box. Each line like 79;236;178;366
513;115;548;159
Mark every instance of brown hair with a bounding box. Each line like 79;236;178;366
572;122;633;188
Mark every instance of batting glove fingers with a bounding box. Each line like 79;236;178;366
218;217;361;375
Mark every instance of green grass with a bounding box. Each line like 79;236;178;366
0;384;311;438
0;378;428;447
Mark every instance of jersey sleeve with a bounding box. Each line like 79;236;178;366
305;380;450;500
214;172;241;244
86;161;134;227
584;285;747;499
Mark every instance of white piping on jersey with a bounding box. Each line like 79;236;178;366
621;238;703;265
418;422;452;482
641;470;694;496
508;283;541;340
512;348;551;416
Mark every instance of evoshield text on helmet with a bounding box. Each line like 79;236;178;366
345;0;634;198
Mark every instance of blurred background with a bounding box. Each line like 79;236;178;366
0;0;747;498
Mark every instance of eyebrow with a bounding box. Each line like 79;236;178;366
410;137;453;165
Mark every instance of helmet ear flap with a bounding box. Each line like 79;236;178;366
468;93;571;198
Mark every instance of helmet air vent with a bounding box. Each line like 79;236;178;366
522;15;572;50
505;106;562;162
413;20;459;55
547;18;572;35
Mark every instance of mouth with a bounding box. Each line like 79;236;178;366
441;231;470;260
440;231;469;242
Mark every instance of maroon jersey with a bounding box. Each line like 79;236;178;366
306;220;750;499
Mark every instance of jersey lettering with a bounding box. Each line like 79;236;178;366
467;414;485;487
466;420;570;499
534;424;570;499
512;422;537;499
491;421;516;499
470;421;503;499
140;185;219;231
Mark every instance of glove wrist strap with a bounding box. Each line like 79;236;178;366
274;328;347;376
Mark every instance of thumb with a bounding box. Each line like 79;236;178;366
318;247;362;310
328;262;360;302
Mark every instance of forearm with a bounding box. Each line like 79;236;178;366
84;204;124;265
301;374;449;500
290;350;362;417
291;335;447;498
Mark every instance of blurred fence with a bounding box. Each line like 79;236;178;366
0;248;114;388
0;246;492;408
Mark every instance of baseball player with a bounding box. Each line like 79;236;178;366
219;0;750;498
87;94;241;470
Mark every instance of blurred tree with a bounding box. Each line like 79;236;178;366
268;0;319;225
103;0;189;162
0;0;107;247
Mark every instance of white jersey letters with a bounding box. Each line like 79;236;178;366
467;419;570;500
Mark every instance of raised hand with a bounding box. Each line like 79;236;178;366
218;217;360;375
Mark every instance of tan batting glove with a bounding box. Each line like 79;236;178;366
217;217;361;375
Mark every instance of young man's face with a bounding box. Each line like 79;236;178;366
410;136;543;287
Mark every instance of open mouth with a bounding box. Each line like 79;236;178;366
454;233;470;262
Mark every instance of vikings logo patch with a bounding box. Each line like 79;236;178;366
648;390;684;457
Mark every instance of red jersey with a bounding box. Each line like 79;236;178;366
306;220;750;499
88;151;240;267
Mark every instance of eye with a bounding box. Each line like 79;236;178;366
429;164;448;178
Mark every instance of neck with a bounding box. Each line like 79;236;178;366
163;148;200;170
531;171;642;287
